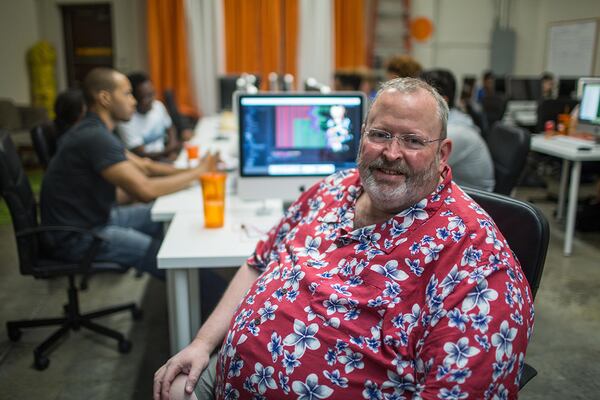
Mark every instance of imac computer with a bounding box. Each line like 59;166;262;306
577;79;600;138
219;74;261;111
558;77;579;99
507;77;541;101
236;92;367;202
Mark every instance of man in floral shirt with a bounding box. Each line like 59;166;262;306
154;78;533;400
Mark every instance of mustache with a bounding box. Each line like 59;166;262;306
367;158;411;175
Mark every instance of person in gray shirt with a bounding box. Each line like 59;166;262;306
421;69;495;191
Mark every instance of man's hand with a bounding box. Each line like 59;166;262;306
153;339;212;400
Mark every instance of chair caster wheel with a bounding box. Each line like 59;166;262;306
8;327;22;342
132;307;143;321
34;355;50;370
118;339;132;354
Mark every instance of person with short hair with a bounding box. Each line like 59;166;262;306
154;78;533;400
41;67;218;280
385;54;423;80
541;71;555;99
116;72;181;161
421;68;495;191
476;70;495;103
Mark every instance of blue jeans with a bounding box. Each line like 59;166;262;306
51;203;165;280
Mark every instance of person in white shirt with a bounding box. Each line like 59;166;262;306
117;72;181;160
421;69;495;191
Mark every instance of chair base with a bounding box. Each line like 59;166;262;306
5;276;142;370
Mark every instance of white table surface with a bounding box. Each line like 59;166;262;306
530;134;600;256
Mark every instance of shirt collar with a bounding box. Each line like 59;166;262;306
322;167;454;254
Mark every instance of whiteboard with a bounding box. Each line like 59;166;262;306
546;19;597;76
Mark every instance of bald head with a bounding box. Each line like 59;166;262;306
83;68;119;107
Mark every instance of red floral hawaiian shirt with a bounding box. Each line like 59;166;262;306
214;168;533;400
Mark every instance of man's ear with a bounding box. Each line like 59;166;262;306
97;90;111;108
438;138;452;171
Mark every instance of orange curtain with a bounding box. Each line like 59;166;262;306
223;0;298;90
147;0;199;117
334;0;366;69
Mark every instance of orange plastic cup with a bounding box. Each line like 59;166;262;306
185;143;199;160
199;172;227;228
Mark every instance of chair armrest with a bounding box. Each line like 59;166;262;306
16;225;104;241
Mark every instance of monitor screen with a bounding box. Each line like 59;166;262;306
558;78;578;98
236;92;366;201
507;77;541;101
494;75;506;95
219;75;261;111
578;81;600;135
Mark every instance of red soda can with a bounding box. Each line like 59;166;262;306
545;120;555;132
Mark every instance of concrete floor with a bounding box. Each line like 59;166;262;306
0;187;599;399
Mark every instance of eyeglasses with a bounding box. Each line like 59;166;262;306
364;128;443;150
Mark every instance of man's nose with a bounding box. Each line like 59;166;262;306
382;137;405;160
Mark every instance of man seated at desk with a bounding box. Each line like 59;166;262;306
154;78;533;399
41;67;217;280
421;68;495;192
116;72;182;161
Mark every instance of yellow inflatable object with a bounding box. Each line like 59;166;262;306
27;41;57;119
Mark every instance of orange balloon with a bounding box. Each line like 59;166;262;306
410;17;434;42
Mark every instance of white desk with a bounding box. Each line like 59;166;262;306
530;135;600;255
157;201;283;352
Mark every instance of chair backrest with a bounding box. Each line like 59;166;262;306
163;89;185;134
466;100;490;139
30;123;57;169
536;98;579;132
487;123;531;195
464;187;549;298
0;130;42;273
481;94;507;127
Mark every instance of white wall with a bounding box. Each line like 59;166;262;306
37;0;148;91
0;0;39;103
0;0;147;103
410;0;600;84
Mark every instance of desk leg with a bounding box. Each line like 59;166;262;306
564;161;582;256
188;269;201;337
167;269;192;353
557;159;569;221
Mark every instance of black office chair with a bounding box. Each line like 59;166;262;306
30;123;57;169
164;89;195;139
466;100;490;139
464;187;549;389
486;123;531;195
535;98;579;132
481;94;507;127
0;130;141;370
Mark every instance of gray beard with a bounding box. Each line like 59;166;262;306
358;153;440;213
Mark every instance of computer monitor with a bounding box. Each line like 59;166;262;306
494;75;506;95
219;74;261;111
507;77;541;101
577;79;600;136
558;77;579;99
236;92;367;202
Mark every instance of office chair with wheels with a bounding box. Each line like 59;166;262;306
30;123;57;169
465;187;549;389
487;123;531;195
0;130;142;370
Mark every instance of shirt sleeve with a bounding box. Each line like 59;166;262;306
245;178;325;272
87;130;127;173
413;254;533;399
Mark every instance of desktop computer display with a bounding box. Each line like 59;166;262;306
578;80;600;136
558;77;579;99
507;77;541;101
236;92;366;201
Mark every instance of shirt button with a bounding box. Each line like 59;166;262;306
253;317;261;325
281;288;288;294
